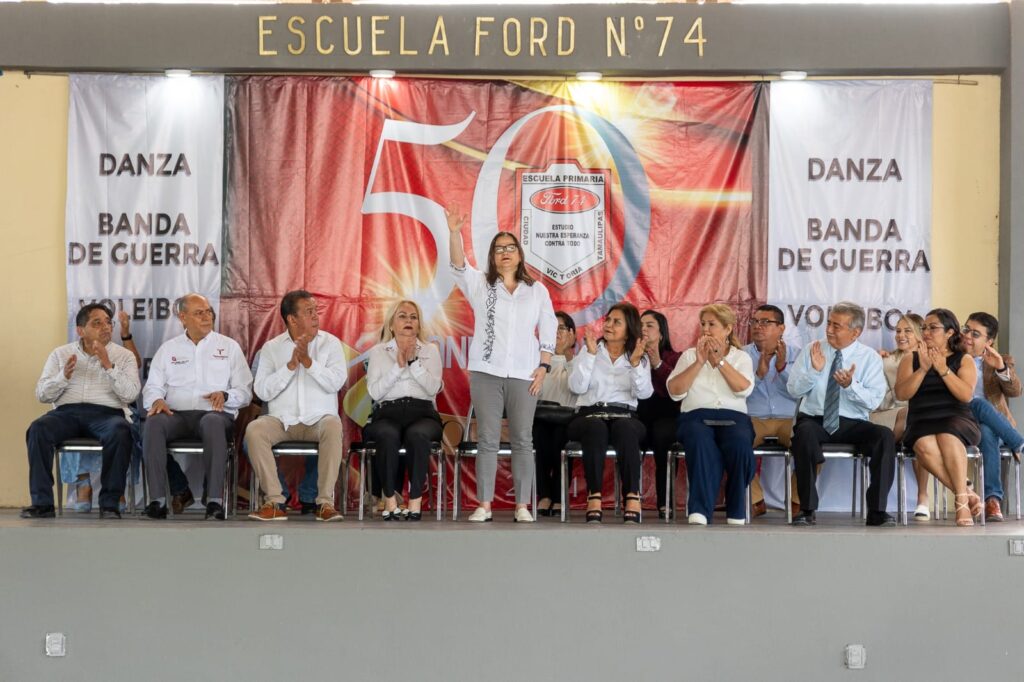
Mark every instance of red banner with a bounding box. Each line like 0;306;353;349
222;76;767;510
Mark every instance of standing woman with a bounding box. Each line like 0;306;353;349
365;300;444;521
447;208;557;523
567;303;653;524
667;304;755;525
869;314;929;517
637;310;682;519
895;308;981;526
532;312;578;516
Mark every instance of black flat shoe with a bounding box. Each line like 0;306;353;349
300;501;317;515
791;510;816;526
405;511;422;522
382;510;401;521
205;502;226;521
99;507;121;519
145;502;168;519
866;511;896;527
19;505;55;519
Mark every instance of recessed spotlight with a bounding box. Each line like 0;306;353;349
780;71;807;81
370;69;396;79
165;69;192;79
576;71;603;82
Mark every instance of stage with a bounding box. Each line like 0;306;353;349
2;509;1023;681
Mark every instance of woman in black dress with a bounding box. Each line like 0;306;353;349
895;308;981;526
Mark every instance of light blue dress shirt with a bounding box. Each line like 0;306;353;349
786;340;886;421
744;342;802;419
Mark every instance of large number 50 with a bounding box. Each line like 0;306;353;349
363;105;651;325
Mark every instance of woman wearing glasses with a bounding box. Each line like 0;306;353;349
869;313;929;517
532;311;578;516
637;310;682;519
667;304;755;525
894;309;981;526
447;208;557;523
567;302;653;524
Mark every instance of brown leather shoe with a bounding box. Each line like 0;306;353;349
751;500;767;517
248;502;288;522
315;503;343;522
985;497;1004;522
171;489;195;515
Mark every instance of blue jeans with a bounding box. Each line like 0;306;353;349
970;398;1024;501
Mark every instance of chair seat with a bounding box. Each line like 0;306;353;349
562;441;621;458
57;438;103;450
272;441;319;454
822;444;858;456
754;444;788;455
457;441;512;456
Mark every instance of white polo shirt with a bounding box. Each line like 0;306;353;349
143;331;253;416
254;330;347;428
366;339;443;403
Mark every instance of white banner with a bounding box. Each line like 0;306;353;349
768;80;932;351
65;74;225;367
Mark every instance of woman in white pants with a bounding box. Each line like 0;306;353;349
447;207;557;523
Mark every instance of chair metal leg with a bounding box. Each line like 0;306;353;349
141;458;149;509
358;451;366;521
665;455;673;525
436;447;445;522
897;451;906;526
861;460;868;521
452;452;461;521
638;458;644;524
744;484;751;524
560;449;568;523
850;459;858;517
232;447;242;514
785;453;793;524
977;456;986;527
1015;456;1022;521
341;453;350;514
54;447;64;517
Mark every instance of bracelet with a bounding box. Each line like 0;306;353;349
121;334;133;341
538;362;551;372
716;359;726;369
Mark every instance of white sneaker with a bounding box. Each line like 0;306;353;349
687;513;708;525
914;504;930;520
514;507;534;523
726;517;746;525
467;507;493;523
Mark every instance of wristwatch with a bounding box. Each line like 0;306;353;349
538;362;551;372
941;368;951;378
717;359;726;369
121;334;133;341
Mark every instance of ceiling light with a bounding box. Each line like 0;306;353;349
575;71;603;82
165;69;192;79
780;71;807;81
370;69;396;79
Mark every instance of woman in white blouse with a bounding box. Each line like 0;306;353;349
667;304;755;526
567;303;653;524
447;208;557;523
532;311;578;516
365;300;444;521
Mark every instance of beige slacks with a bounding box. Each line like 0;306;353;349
244;415;344;506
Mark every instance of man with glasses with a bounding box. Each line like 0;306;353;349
962;312;1023;522
744;304;802;516
142;294;253;520
787;301;896;526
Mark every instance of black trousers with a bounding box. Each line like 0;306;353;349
363;400;442;499
26;403;133;508
791;415;896;513
639;396;680;508
567;414;646;496
532;417;570;502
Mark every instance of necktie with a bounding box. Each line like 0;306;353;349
823;349;843;435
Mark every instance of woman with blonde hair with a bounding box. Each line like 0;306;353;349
667;304;755;525
870;313;930;516
364;300;444;521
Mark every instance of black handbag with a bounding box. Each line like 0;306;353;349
534;400;576;425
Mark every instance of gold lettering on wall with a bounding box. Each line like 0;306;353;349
607;17;626;58
316;16;335;55
684;17;706;58
287;16;306;56
258;16;278;56
475;17;494;57
371;16;391;56
343;16;363;56
529;18;548;57
429;16;450;56
655;17;673;58
503;18;522;57
557;17;575;56
399;16;419;55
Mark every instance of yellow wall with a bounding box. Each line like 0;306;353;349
0;72;1001;506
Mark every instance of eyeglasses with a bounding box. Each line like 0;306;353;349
750;319;782;327
825;321;849;331
556;325;573;332
961;327;986;339
493;244;518;254
189;309;214;318
922;324;947;333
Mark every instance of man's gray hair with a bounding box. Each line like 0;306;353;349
831;301;865;330
174;293;206;315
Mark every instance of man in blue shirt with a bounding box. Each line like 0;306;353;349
787;302;896;526
744;304;801;516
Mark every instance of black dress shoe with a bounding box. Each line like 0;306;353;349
145;502;168;519
170;488;195;515
866;511;896;527
99;507;122;520
19;505;56;519
205;501;226;520
300;501;317;515
658;508;674;520
405;511;422;522
791;510;816;526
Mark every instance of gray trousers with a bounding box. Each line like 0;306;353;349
143;410;234;502
470;371;537;504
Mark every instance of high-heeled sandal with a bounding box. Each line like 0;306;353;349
623;494;642;524
954;493;975;527
585;493;603;524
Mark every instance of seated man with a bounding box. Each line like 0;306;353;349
245;290;345;522
962;312;1024;522
744;304;802;516
23;303;140;519
143;294;252;520
787;301;896;526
